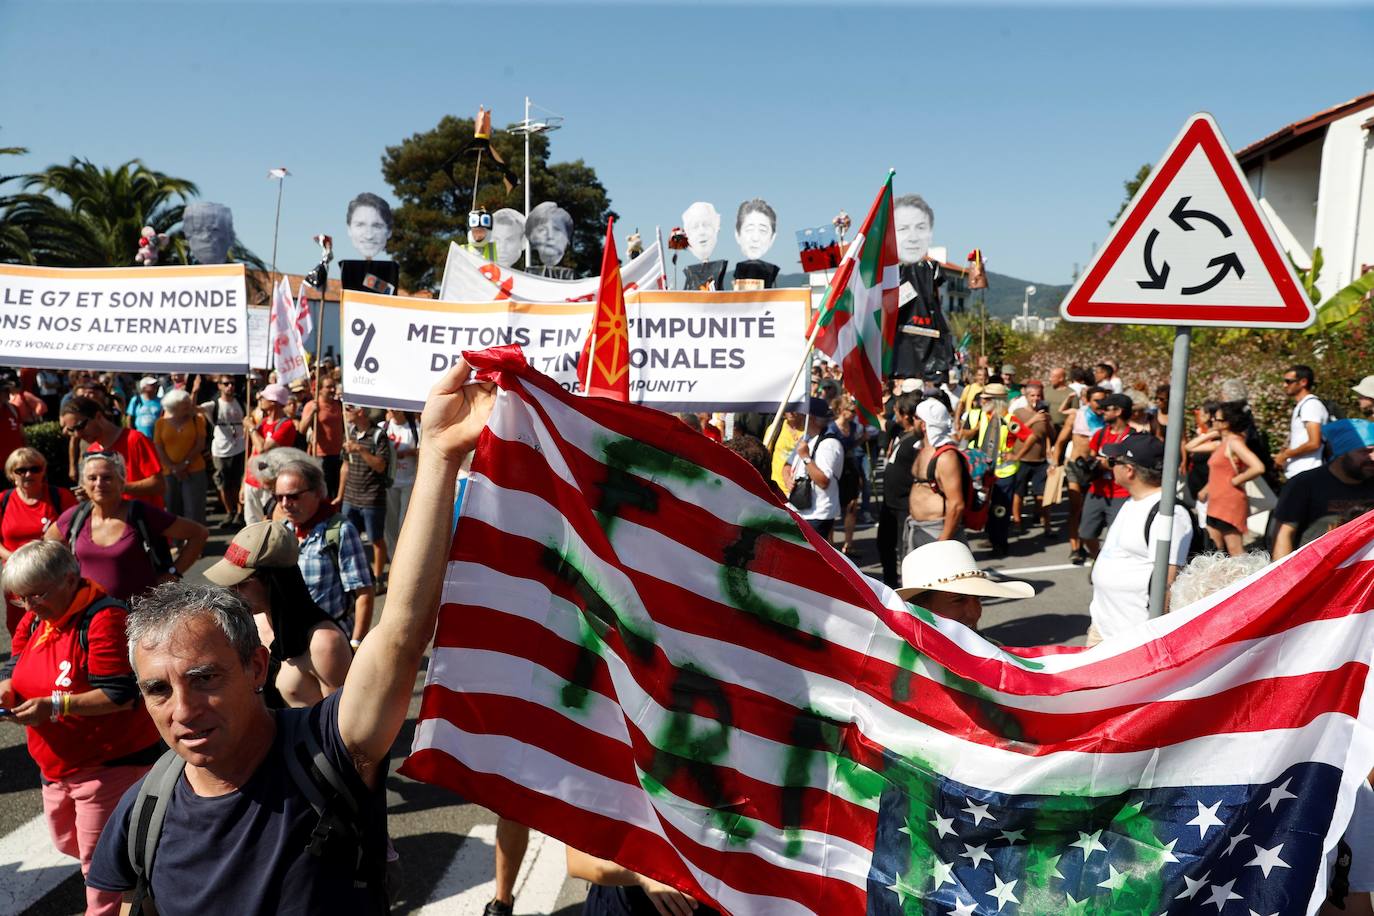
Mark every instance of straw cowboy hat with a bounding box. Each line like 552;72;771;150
896;540;1035;601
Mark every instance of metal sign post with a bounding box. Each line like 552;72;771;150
1147;326;1191;617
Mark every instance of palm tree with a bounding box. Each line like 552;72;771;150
19;158;199;267
0;142;37;264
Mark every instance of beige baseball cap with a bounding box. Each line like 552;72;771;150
203;521;299;586
1352;376;1374;400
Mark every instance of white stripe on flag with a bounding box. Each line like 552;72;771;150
413;718;831;916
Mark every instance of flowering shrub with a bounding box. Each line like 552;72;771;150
986;311;1374;447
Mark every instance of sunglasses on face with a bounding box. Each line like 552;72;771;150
1282;377;1299;385
13;465;42;475
62;418;90;436
275;489;310;502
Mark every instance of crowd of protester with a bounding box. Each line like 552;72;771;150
0;349;1373;915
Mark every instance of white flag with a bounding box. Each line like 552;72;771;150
270;277;309;386
294;279;314;340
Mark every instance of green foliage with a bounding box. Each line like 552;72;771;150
1292;247;1324;305
381;115;612;291
1307;264;1374;335
1111;164;1152;226
24;421;70;486
17;158;198;267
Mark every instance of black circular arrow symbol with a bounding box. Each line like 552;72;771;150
1137;197;1244;295
1137;229;1170;290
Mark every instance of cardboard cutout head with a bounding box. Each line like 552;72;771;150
345;192;394;260
735;198;777;262
682;202;720;262
527;201;573;266
491;208;526;267
894;194;935;265
182;202;235;265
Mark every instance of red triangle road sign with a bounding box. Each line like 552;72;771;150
1060;113;1314;328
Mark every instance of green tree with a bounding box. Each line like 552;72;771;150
0;141;35;263
13;158;199;267
1111;164;1152;226
381;115;612;291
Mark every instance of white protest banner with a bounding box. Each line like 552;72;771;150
247;306;271;370
341;287;810;413
438;240;666;303
270;278;309;386
0;263;249;372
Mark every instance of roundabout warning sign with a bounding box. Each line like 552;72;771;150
1060;112;1314;328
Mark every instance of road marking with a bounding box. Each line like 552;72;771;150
990;562;1082;576
414;823;566;915
0;813;81;913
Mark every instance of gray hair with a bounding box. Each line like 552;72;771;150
894;193;934;227
160;388;192;411
127;582;261;673
1169;550;1271;610
492;207;525;232
274;458;326;495
1;540;80;596
81;450;127;484
526;201;573;239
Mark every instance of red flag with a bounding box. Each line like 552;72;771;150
577;218;630;401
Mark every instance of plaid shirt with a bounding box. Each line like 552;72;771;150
287;517;373;626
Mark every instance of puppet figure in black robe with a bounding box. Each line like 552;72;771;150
889;193;953;381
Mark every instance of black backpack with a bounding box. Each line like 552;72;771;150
65;499;176;578
126;707;388;914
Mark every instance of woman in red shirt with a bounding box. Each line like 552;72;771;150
0;447;76;634
0;540;160;916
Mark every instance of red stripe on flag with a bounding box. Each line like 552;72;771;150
400;752;866;914
417;680;880;849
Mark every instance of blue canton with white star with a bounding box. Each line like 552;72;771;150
865;761;1338;915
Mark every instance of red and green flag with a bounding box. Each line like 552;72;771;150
807;172;899;422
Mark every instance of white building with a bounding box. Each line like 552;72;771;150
1238;91;1374;302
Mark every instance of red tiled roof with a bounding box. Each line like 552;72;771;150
1237;90;1374;165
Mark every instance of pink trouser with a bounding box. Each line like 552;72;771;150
42;764;150;916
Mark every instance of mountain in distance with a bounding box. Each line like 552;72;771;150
770;269;1071;318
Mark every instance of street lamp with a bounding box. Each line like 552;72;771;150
508;96;563;268
1022;285;1037;326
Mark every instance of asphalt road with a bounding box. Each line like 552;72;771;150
0;498;1094;914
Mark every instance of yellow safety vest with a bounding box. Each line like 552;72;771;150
974;411;1019;479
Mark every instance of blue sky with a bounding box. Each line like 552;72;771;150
2;2;1371;285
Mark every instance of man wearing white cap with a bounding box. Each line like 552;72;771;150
896;540;1034;629
126;376;162;440
242;384;297;524
907;398;967;552
1353;376;1374;419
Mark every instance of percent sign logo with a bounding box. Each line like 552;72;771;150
351;318;380;373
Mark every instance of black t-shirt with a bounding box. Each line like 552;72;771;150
1273;465;1374;543
583;883;722;916
882;432;921;511
87;691;388;915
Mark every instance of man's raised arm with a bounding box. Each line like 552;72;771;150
338;359;495;788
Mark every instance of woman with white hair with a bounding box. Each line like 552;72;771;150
0;446;76;633
45;451;207;601
153;388;209;525
0;540;160;916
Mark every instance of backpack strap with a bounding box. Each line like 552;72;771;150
127;747;187;915
75;595;128;653
65;500;96;548
127;501;177;577
279;709;371;881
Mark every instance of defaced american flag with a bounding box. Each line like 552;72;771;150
402;346;1374;915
